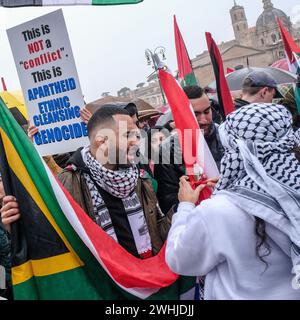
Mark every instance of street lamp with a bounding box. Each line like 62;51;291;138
145;47;167;105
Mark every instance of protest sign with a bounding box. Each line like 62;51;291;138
7;9;88;156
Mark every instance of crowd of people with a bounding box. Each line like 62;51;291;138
0;70;300;300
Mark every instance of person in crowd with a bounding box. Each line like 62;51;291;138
81;102;154;175
159;98;222;133
147;126;170;174
0;173;12;300
1;106;173;258
209;98;223;124
119;102;139;127
234;70;283;109
162;120;176;133
166;103;300;300
278;78;300;130
138;119;150;131
154;85;223;214
27;102;142;175
81;102;139;127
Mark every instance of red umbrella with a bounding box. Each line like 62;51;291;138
271;59;289;72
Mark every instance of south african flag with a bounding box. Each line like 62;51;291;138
0;97;195;300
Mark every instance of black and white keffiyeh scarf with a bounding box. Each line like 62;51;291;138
215;104;300;271
81;147;152;258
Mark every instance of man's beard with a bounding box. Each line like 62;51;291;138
200;123;213;137
115;147;140;169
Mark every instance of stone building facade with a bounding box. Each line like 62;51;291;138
117;81;165;108
193;0;300;86
118;0;300;106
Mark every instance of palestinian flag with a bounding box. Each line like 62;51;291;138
226;68;235;74
205;32;234;119
174;15;198;87
277;18;300;115
0;0;142;7
0;97;194;300
158;62;219;182
277;18;300;74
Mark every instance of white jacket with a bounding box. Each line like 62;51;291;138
166;194;300;300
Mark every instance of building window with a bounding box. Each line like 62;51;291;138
271;34;277;43
234;13;237;21
261;38;265;45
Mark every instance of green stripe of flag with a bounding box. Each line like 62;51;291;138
181;72;198;87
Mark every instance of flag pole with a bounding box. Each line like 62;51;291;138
1;78;7;91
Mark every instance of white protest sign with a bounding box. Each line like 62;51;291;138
7;9;88;156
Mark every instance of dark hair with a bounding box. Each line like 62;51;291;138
183;86;205;99
87;105;129;138
124;103;138;118
255;218;271;271
147;126;170;160
242;78;273;96
293;146;300;162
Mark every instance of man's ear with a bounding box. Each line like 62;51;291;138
94;134;107;149
260;87;268;97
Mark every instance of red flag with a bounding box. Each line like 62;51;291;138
174;15;198;86
226;67;235;74
158;68;219;201
205;32;234;118
277;18;300;73
277;18;300;115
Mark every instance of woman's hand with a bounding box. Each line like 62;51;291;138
178;176;207;204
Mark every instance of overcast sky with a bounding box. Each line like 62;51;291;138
0;0;300;102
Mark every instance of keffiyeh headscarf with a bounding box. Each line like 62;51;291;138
215;104;300;270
